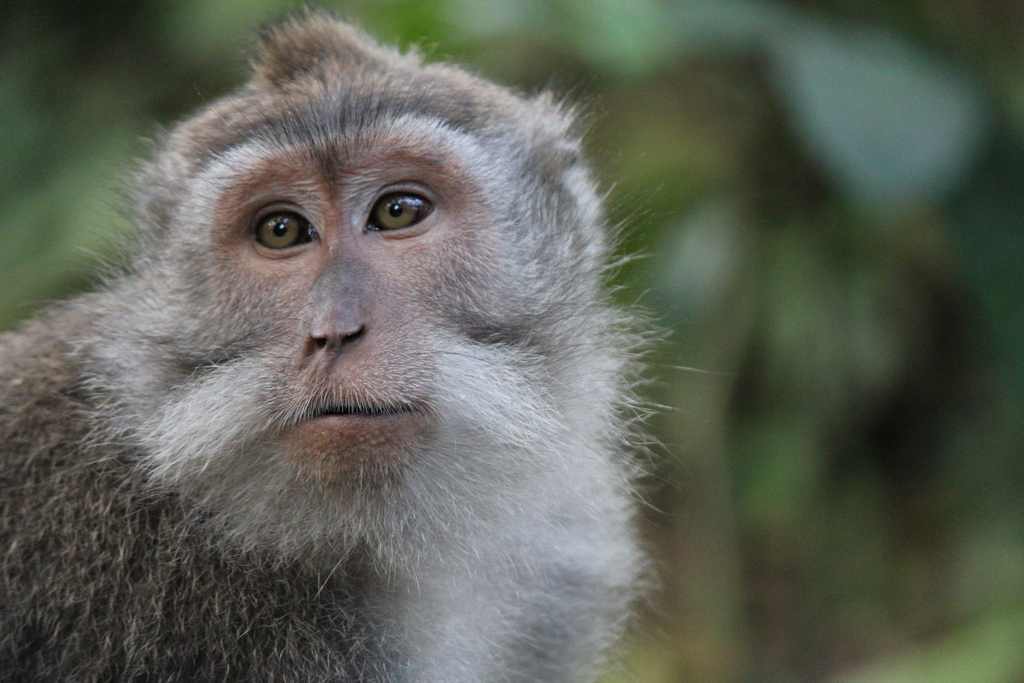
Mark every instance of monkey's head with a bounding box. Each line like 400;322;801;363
83;12;632;564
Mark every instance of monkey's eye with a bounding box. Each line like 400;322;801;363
255;212;316;249
369;193;433;231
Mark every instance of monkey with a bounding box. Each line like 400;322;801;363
0;11;645;682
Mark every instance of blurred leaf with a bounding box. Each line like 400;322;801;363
830;612;1024;683
657;199;746;318
441;0;547;39
735;417;823;531
160;0;297;65
759;229;849;408
953;524;1024;611
949;135;1024;398
565;0;670;76
769;22;988;213
340;0;451;49
665;0;798;54
0;128;135;327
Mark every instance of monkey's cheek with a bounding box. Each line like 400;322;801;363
279;414;431;485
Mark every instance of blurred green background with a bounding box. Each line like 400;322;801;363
2;1;1023;681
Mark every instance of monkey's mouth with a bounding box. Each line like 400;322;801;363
306;402;421;420
282;399;427;477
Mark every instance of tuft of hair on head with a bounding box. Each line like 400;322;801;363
251;9;395;88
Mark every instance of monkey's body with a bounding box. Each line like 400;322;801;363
0;311;363;681
0;13;643;682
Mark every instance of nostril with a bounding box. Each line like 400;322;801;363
308;325;365;355
342;325;365;345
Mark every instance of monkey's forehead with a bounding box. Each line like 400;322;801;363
188;112;491;206
170;66;570;176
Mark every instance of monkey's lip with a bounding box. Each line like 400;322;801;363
284;401;429;451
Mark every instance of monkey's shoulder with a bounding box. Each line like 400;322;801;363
0;307;366;680
0;307;97;467
0;305;149;598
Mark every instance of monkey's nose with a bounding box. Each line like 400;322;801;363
307;326;366;355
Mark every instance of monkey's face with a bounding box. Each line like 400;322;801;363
102;35;612;557
174;117;509;485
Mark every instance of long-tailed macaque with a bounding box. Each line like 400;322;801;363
0;11;645;681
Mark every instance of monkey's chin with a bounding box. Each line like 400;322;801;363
280;412;430;485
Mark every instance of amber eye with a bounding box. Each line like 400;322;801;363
369;193;433;231
255;212;316;249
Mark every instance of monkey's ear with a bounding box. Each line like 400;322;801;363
252;11;392;87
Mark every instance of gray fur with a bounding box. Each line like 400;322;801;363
0;10;645;682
